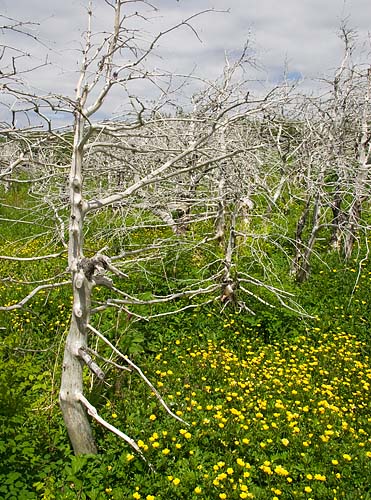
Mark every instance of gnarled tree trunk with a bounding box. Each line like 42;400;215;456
59;94;97;453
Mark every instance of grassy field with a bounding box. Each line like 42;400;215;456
1;204;371;499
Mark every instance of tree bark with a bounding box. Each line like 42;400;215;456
59;92;97;454
60;288;97;454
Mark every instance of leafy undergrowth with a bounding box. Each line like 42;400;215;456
1;303;371;499
1;216;371;499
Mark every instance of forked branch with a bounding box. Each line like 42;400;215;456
87;323;189;426
0;281;70;311
78;393;153;469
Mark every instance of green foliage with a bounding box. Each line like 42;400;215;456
1;192;371;499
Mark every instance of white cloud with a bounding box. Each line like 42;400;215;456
1;0;370;126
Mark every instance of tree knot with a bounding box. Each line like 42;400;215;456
78;255;110;281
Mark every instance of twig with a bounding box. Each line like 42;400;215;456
0;281;70;311
78;347;105;380
84;346;132;372
78;393;153;468
0;252;65;261
87;323;189;426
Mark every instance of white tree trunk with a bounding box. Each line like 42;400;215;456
59;100;97;454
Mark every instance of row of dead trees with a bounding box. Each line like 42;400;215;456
1;2;371;456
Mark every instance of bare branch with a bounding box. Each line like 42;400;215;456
84;346;132;372
87;323;189;426
78;347;105;380
78;393;151;466
0;252;65;261
0;281;70;311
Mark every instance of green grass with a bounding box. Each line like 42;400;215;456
1;302;371;499
1;193;371;499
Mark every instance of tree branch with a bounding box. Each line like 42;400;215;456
87;323;189;426
0;281;70;311
78;393;152;467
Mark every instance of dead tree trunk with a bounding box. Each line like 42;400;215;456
329;187;344;251
291;196;311;278
59;97;98;453
221;204;237;304
295;194;322;283
343;68;371;259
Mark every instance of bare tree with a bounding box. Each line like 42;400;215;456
0;1;258;456
286;25;371;281
0;1;315;457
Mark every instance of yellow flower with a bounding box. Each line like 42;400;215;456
194;487;202;494
342;454;352;461
162;448;170;455
272;488;282;495
304;486;312;493
331;459;339;465
111;413;117;419
172;478;180;486
149;414;156;421
219;494;227;500
146;496;155;500
126;453;134;461
274;465;289;476
133;493;141;500
281;438;289;446
260;465;273;475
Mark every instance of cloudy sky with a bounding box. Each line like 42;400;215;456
1;0;370;125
